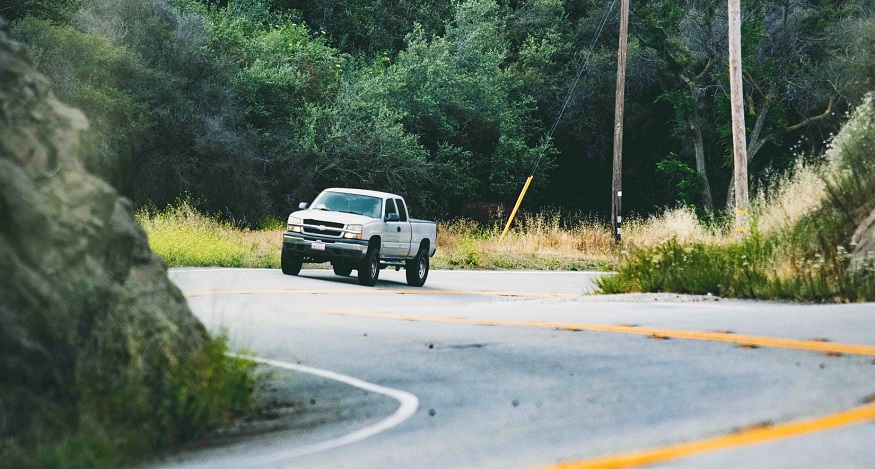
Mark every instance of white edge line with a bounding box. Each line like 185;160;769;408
170;354;419;468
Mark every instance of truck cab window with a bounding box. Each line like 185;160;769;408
384;198;398;219
395;199;408;222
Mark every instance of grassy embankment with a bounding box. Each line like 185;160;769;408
600;98;875;302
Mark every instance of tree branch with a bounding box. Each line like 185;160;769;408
785;96;835;133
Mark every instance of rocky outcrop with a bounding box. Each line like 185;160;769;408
0;16;207;455
851;208;875;272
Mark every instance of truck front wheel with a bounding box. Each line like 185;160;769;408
358;247;380;286
281;249;303;276
405;247;429;287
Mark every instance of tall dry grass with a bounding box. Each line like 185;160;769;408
434;212;617;270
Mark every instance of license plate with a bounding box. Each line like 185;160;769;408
311;241;326;251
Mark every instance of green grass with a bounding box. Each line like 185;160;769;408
137;200;282;268
3;334;260;469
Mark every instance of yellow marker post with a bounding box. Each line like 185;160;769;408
499;176;534;243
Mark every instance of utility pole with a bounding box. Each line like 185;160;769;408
611;0;629;243
728;0;749;233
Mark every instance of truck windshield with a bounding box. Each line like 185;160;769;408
310;191;382;219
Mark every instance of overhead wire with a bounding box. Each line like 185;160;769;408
501;0;621;241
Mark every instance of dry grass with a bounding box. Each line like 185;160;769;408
623;207;726;247
754;161;827;235
138;202;736;272
433;213;617;270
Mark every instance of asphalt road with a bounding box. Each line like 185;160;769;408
151;268;875;469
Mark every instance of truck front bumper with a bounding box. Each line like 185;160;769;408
282;231;369;264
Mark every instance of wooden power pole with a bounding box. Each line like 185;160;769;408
611;0;630;243
728;0;749;233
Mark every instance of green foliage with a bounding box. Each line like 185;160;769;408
388;0;553;210
12;18;152;185
849;16;875;100
656;152;703;209
6;0;875;224
266;0;453;56
0;0;80;22
3;333;260;469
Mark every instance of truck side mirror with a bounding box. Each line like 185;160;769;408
386;213;400;222
299;202;309;210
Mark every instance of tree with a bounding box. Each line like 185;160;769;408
632;0;723;214
386;0;552;211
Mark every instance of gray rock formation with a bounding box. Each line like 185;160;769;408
851;208;875;273
0;16;207;456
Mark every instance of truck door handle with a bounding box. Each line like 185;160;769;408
397;227;401;232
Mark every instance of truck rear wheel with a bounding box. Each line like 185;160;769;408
281;249;303;276
358;246;380;286
405;247;429;287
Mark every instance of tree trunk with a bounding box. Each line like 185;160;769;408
687;116;714;214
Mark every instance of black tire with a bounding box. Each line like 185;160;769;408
281;249;303;276
406;247;429;287
358;246;381;287
333;263;353;277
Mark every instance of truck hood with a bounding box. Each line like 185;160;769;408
289;209;376;226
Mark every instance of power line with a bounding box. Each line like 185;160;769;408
501;0;621;242
532;0;620;175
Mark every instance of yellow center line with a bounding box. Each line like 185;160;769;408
183;289;571;298
540;401;875;469
320;309;875;357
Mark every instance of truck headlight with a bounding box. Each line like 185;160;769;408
287;216;303;233
343;224;363;239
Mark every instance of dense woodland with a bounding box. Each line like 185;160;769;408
4;0;875;222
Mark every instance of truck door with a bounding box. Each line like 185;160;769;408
394;198;413;257
383;198;403;257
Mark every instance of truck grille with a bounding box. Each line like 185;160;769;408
302;219;345;237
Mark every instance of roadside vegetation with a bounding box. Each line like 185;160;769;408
139;198;720;272
599;97;875;302
139;204;620;271
5;334;260;469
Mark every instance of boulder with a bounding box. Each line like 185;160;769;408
0;16;207;454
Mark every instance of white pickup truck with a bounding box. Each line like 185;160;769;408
282;188;437;286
